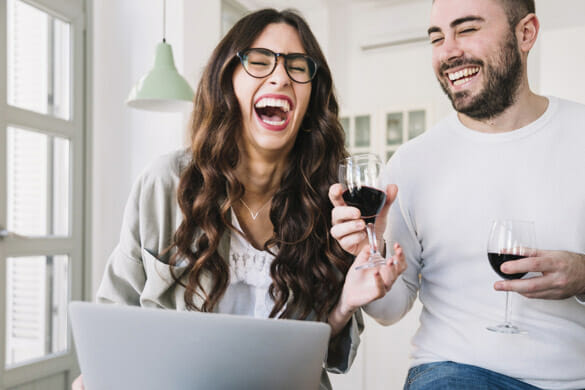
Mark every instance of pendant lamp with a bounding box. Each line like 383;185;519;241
126;0;194;112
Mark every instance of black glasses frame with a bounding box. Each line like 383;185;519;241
236;48;319;84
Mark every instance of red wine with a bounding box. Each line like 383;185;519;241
487;253;527;280
342;186;386;224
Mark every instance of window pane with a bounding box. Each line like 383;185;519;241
340;117;350;147
386;113;403;145
7;0;71;120
7;127;70;236
408;110;426;139
355;115;370;147
6;255;70;368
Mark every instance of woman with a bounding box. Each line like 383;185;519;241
74;8;405;390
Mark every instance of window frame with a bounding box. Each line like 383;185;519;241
0;0;88;387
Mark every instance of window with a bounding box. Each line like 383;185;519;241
1;0;86;387
341;108;428;162
340;113;373;155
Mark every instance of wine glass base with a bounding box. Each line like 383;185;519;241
355;258;387;270
486;323;527;335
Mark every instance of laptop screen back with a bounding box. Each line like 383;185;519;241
69;301;330;390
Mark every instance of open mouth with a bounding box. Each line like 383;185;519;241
254;96;292;128
447;66;480;86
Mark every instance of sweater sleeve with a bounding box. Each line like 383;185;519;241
365;153;421;325
325;308;364;373
96;151;187;308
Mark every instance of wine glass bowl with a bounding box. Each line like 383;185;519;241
339;153;387;270
486;219;536;334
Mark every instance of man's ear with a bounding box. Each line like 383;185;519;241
516;13;539;53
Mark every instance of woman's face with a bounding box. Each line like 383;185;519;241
232;23;312;160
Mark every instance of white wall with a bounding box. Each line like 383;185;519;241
92;0;191;292
91;1;585;389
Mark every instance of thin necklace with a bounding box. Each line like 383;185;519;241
240;198;271;220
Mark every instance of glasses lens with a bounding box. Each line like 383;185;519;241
241;49;275;78
286;54;317;83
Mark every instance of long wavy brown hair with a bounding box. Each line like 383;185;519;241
171;8;352;321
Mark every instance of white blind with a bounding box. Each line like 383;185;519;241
6;257;47;367
7;0;49;114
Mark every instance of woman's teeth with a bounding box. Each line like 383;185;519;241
255;97;291;112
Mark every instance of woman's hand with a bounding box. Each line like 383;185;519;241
72;374;84;390
329;183;398;256
328;243;406;336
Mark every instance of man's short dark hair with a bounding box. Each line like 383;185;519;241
431;0;536;29
499;0;536;28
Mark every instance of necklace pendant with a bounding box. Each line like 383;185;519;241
240;198;271;220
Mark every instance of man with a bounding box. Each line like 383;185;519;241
329;0;585;388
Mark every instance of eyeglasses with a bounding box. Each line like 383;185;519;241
236;48;318;84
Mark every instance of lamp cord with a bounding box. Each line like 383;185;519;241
162;0;166;43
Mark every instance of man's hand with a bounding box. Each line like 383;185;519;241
329;183;398;256
495;250;585;299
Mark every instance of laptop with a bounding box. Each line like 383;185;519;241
69;301;331;390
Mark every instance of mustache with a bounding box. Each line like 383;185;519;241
439;58;483;73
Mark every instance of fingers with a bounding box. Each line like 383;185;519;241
331;218;365;236
329;183;345;207
352;245;373;267
330;185;367;255
386;184;398;205
494;275;561;299
500;255;554;275
331;204;361;226
377;243;406;291
377;184;398;218
72;375;84;390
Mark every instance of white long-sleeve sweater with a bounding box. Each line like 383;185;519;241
367;96;585;389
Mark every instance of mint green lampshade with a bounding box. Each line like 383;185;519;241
126;41;194;112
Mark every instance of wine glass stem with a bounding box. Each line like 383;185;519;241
366;223;379;256
504;291;513;326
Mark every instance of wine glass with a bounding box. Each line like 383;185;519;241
486;219;536;334
339;153;387;270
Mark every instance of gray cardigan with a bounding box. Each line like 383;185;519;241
96;149;364;389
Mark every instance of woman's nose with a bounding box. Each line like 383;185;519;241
268;57;292;86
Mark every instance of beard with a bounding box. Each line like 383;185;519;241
438;31;523;120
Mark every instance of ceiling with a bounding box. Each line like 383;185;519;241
237;0;418;11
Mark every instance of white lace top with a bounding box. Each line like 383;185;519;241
216;212;276;318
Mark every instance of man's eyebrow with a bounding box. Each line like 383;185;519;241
427;26;441;36
451;16;485;27
427;16;485;36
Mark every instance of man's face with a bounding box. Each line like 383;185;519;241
428;0;523;120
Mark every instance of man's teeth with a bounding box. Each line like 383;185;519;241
255;97;290;112
448;67;480;85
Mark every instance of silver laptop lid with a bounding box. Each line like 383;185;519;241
69;301;330;390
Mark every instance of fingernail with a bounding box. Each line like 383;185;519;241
494;282;503;290
355;221;364;229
